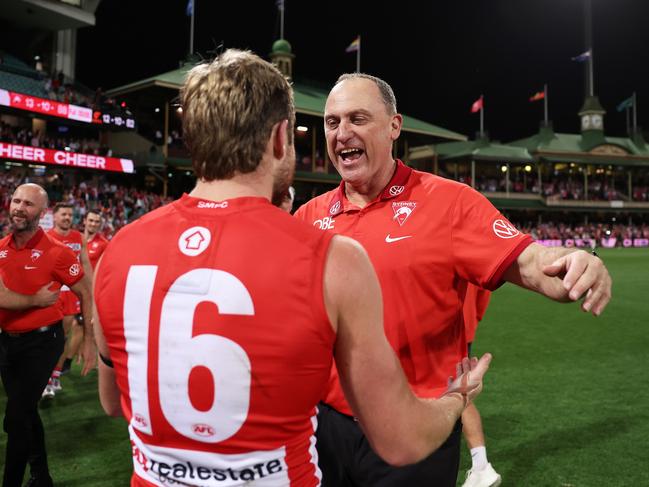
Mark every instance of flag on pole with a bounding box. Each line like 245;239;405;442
186;0;193;16
529;91;545;102
276;0;284;10
470;96;484;113
571;49;591;62
616;95;634;112
346;36;360;53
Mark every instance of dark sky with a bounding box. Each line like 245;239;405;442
76;0;649;142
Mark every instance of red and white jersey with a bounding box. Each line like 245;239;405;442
48;228;84;295
87;233;109;270
295;160;533;415
95;194;335;487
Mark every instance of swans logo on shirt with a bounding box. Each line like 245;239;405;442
69;263;80;276
392;201;416;226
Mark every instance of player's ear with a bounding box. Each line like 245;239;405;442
272;119;289;161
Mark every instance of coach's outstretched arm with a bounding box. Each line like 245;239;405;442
325;235;492;467
503;243;612;316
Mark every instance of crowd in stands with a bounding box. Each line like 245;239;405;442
0;171;172;238
517;222;649;241
470;174;649;202
0;121;113;156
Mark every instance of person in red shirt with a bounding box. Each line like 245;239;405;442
0;183;96;487
92;49;492;487
83;209;109;270
294;73;612;487
461;285;499;487
44;203;93;394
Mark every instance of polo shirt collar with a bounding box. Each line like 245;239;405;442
9;228;45;250
327;159;412;216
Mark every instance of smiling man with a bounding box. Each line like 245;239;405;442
294;73;612;487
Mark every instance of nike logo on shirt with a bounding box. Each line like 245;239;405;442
385;234;412;243
24;266;38;270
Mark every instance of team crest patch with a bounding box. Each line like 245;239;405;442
69;263;80;276
31;249;43;261
392;201;416;226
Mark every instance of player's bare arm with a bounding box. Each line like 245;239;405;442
0;279;59;309
325;235;491;466
70;274;97;375
80;236;94;283
503;242;612;316
92;257;122;417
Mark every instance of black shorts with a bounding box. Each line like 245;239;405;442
316;402;462;487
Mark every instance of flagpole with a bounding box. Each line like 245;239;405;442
633;91;638;132
543;83;549;124
189;0;195;55
585;0;594;96
279;0;285;40
480;95;484;137
626;106;631;134
356;35;361;73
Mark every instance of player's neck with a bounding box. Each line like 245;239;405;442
12;227;38;249
190;172;271;203
54;226;70;236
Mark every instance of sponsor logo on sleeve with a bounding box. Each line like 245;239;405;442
313;217;335;230
492;219;520;239
69;263;80;276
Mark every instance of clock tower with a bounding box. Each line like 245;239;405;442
578;95;606;134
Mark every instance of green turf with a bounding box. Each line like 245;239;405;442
1;248;647;486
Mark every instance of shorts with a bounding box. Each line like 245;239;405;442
59;290;80;316
316;402;462;487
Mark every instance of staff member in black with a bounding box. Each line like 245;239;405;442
0;183;96;487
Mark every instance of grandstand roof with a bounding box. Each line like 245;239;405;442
510;124;649;166
106;65;467;141
425;136;534;163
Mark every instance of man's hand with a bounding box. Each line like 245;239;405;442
444;353;492;407
32;282;60;308
79;335;97;376
543;250;612;316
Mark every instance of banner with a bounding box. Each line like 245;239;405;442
536;238;649;248
0;89;135;129
0;142;134;174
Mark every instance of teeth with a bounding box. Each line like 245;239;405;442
340;148;361;156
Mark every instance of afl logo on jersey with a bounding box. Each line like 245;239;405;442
492;219;520;239
69;263;80;276
179;226;212;257
389;185;405;197
192;423;215;437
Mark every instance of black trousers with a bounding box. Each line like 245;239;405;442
0;323;64;487
316;402;462;487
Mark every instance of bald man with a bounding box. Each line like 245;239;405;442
0;184;95;487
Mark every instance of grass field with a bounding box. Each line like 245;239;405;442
1;248;647;486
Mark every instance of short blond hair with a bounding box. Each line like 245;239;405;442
181;49;295;181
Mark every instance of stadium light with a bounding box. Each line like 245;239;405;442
155;108;160;113
176;107;183;114
524;165;532;172
501;165;508;173
296;126;309;132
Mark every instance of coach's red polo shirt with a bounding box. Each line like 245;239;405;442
295;160;533;414
0;228;84;332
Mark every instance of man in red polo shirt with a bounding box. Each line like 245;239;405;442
295;73;612;487
45;203;93;392
0;183;96;487
84;209;109;270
